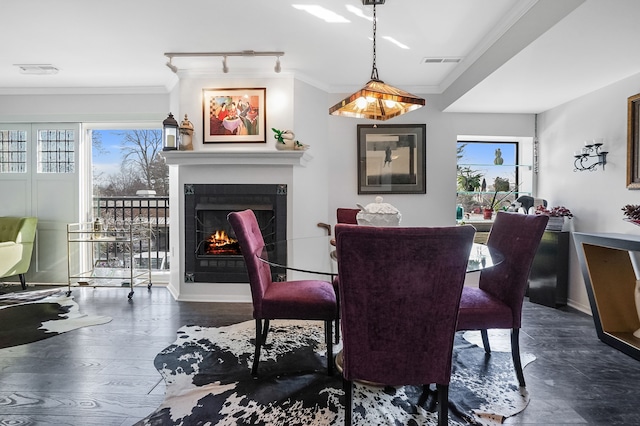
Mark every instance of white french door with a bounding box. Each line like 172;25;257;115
0;123;81;283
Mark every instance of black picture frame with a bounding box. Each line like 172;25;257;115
357;124;426;194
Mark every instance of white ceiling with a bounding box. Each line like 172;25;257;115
1;0;638;114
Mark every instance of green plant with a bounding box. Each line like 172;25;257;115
486;182;522;211
457;167;483;192
272;128;285;144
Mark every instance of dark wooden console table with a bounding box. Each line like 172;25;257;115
528;231;569;307
573;232;640;361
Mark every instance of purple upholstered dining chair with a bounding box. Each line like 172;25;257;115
335;223;476;426
336;208;359;225
331;207;360;343
457;211;548;387
228;209;338;377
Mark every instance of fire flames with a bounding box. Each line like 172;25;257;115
206;230;240;255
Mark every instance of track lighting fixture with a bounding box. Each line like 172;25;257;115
164;51;284;74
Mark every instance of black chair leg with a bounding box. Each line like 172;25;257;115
261;319;270;344
333;277;341;344
343;378;353;426
252;319;268;377
436;383;449;426
511;328;526;387
480;329;491;354
326;320;334;376
19;274;26;290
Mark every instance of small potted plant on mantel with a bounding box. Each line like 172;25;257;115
535;205;573;231
272;128;307;150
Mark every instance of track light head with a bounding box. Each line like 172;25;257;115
165;60;178;73
222;56;229;73
274;57;281;73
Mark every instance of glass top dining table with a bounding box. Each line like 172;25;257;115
257;236;503;278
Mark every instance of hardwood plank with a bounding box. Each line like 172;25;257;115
1;285;639;425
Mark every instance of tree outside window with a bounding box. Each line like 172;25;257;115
92;129;168;196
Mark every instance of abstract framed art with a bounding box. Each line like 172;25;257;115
202;88;266;143
357;124;426;194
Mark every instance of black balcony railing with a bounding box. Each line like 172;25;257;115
93;195;170;270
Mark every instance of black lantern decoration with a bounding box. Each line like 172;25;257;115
162;112;179;151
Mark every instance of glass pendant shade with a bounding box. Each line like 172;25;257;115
329;79;425;120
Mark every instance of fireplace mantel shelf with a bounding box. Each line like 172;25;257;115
161;149;312;167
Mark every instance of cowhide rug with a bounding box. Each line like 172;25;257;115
0;287;112;349
136;321;534;426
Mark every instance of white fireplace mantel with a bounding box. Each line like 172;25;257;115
164;148;313;303
161;149;312;167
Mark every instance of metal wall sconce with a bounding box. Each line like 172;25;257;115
574;138;608;171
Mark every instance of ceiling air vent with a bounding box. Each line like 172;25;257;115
421;57;462;64
14;64;59;75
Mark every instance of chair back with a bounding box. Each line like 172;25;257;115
479;211;549;327
228;209;273;317
337;208;359;225
335;223;475;386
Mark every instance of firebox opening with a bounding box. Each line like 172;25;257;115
195;205;276;258
185;183;286;283
206;229;239;255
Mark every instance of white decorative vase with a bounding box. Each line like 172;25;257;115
546;216;564;231
275;139;295;150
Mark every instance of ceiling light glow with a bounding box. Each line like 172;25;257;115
382;36;409;49
292;5;350;23
345;5;372;21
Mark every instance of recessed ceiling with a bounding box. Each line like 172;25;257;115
1;0;638;114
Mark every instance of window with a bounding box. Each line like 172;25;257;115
0;127;77;174
457;140;532;221
0;130;27;173
37;129;75;173
88;127;169;275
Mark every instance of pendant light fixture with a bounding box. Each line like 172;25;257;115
329;0;425;121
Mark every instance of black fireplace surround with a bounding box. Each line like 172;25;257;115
184;183;287;283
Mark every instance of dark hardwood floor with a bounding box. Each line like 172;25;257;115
0;284;639;425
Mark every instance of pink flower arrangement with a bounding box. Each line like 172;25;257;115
534;205;573;218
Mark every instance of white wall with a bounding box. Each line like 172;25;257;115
0;81;539;296
326;93;534;227
537;71;640;312
292;79;331;236
0;92;169;123
176;76;295;152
